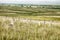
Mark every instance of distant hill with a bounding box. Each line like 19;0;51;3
0;4;60;16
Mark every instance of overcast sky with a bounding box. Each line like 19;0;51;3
0;0;60;5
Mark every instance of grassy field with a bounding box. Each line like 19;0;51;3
0;4;60;16
0;16;60;40
0;4;60;40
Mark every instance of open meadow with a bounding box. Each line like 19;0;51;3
0;4;60;40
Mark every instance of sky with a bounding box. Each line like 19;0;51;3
0;0;60;5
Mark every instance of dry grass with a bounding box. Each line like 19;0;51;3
0;16;60;40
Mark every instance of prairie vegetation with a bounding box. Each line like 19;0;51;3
0;4;60;40
0;16;60;40
0;4;60;16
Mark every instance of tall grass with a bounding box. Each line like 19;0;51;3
0;16;60;40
